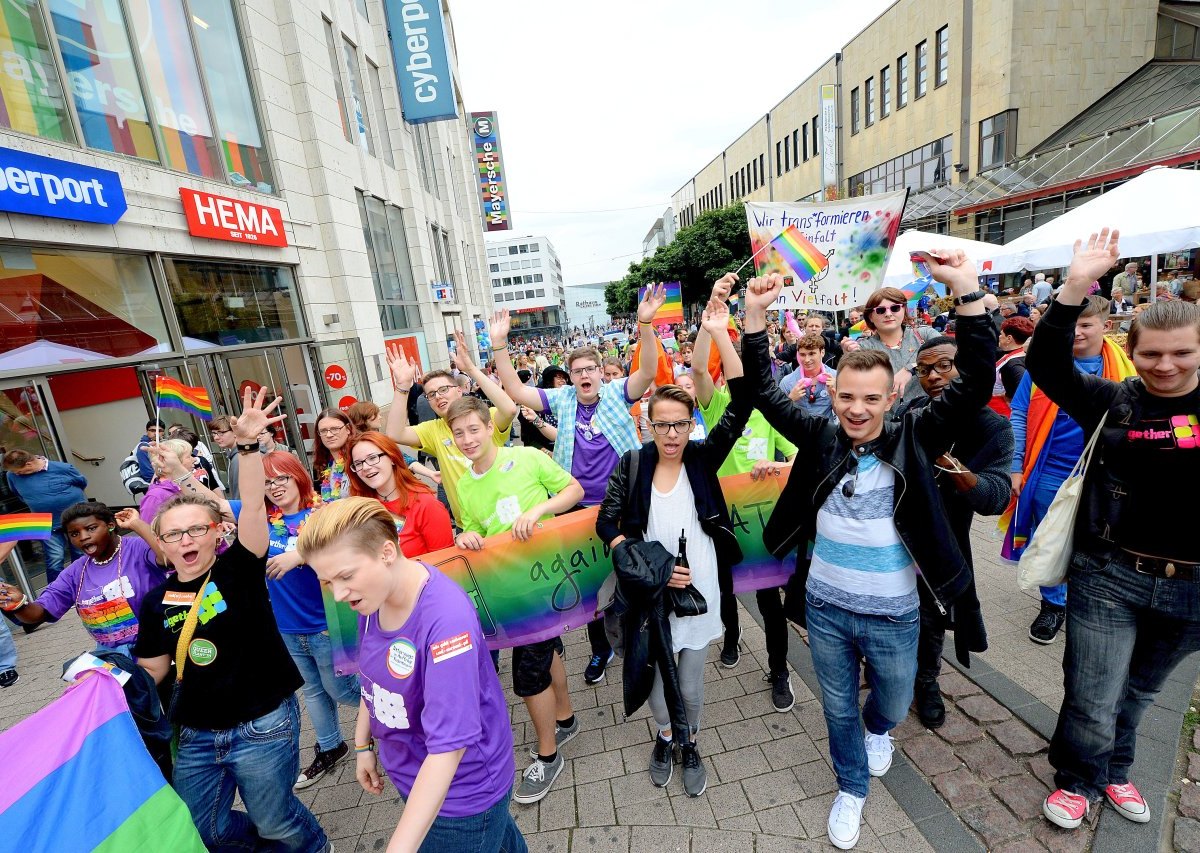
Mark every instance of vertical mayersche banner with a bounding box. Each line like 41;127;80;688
744;189;908;311
326;471;795;675
470;111;510;231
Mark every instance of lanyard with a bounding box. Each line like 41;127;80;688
173;570;213;686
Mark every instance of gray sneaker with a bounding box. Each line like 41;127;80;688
527;716;580;759
513;753;564;804
649;735;674;787
680;742;707;797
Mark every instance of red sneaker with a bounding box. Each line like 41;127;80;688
1043;788;1089;829
1105;783;1150;823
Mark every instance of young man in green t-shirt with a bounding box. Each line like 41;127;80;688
692;273;798;714
447;396;584;806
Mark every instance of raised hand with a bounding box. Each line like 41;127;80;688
918;249;979;296
114;508;139;529
711;273;739;304
231;386;285;443
449;330;475;373
745;274;786;312
637;282;667;324
148;443;188;480
386;345;417;390
1067;228;1121;286
700;299;730;335
489;310;511;347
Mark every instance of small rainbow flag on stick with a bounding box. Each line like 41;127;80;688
155;376;213;421
638;281;684;326
848;320;868;340
768;224;829;283
0;513;53;543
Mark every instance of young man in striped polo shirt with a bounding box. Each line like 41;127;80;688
740;256;995;850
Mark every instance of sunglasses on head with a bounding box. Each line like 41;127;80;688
872;304;905;316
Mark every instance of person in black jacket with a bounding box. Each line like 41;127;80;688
895;336;1014;729
740;259;994;851
1027;229;1200;833
596;299;750;799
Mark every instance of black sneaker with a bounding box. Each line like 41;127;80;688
720;628;742;668
294;741;348;790
583;651;614;685
766;671;795;712
680;742;707;797
915;678;945;729
0;669;18;688
649;735;674;787
1029;601;1066;645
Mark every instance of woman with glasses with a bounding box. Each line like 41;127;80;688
132;388;330;853
858;286;938;403
346;432;454;558
312;408;356;502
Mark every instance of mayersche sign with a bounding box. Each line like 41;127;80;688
383;0;459;124
0;147;126;225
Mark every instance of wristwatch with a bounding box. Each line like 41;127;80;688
953;290;986;307
236;442;259;455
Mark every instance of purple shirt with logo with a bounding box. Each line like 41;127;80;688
537;386;636;506
357;565;514;817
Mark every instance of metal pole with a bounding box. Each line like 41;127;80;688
1151;253;1158;303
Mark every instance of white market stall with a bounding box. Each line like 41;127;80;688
883;230;1021;290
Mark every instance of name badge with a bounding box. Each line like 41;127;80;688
163;590;197;606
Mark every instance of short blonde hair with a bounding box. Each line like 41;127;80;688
298;497;397;561
152;493;222;535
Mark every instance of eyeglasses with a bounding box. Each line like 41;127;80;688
211;428;231;436
426;385;457;399
872;304;905;316
914;359;956;378
570;365;600;378
159;522;219;544
264;475;292;489
350;451;388;472
317;425;347;437
841;454;860;499
649;419;694;436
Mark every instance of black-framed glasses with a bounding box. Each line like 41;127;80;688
265;475;292;489
426;385;457;399
317;425;347;437
841;455;860;499
159;522;219;544
872;304;905;316
649;419;694;436
914;358;956;378
570;365;600;378
350;451;388;472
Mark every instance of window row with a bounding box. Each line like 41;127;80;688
777;118;821;177
1;0;274;193
697;184;723;214
492;274;545;287
488;258;543;272
494;290;546;302
730;153;767;199
852;27;947;135
847;135;954;197
487;242;540;257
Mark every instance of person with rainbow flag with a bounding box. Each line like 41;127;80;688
1001;292;1136;645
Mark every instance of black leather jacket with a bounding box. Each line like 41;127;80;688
742;312;998;623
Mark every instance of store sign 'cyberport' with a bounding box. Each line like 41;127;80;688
383;0;459;123
0;147;126;225
179;187;287;247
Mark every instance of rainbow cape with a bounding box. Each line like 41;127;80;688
0;671;205;851
998;338;1136;560
155;376;213;421
0;513;52;543
768;224;828;283
326;470;794;674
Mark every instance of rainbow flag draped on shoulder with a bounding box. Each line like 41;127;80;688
155;376;213;421
0;671;204;852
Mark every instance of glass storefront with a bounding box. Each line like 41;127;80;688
0;0;75;143
163;258;306;349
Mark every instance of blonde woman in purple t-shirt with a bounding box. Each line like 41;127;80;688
299;497;525;852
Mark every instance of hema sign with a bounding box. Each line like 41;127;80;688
383;0;459;123
0;147;126;225
179;188;287;247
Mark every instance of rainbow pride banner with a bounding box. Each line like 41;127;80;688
638;281;684;326
0;671;205;852
0;513;52;544
155;376;213;421
326;470;795;675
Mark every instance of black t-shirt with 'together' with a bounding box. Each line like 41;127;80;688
133;539;302;731
1109;384;1200;564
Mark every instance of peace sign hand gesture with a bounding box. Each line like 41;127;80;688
231;386;286;443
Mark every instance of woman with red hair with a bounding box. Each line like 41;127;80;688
346;432;454;558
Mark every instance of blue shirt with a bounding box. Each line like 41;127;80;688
779;366;837;422
6;460;87;528
228;500;326;634
1010;354;1103;481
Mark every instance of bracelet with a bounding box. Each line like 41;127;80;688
491;343;508;351
173;472;193;485
236;442;259;454
1;593;27;612
638;321;653;327
354;741;374;753
396;385;412;394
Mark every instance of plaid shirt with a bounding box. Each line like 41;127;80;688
538;379;641;475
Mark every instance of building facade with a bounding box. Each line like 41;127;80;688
641;206;678;257
563;283;611;332
0;0;493;588
486;234;566;337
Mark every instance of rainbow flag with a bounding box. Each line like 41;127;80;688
155;376;213;421
638;281;684;325
0;671;205;852
769;225;829;283
848;320;868;340
0;513;52;543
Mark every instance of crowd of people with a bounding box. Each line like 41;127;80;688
0;228;1197;851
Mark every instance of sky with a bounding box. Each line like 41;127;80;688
452;0;895;288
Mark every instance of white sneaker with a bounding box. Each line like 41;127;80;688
828;791;865;849
864;731;894;777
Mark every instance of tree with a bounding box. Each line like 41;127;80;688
606;204;752;316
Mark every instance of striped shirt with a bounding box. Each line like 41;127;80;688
807;452;918;616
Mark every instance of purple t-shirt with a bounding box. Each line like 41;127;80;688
358;565;513;817
536;387;634;506
37;535;168;649
139;480;181;525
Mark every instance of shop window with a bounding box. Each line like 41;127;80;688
0;247;168;369
342;38;374;155
0;0;74;143
189;0;276;192
163;258;305;347
49;0;154;160
125;1;220;178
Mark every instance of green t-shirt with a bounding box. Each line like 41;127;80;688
699;384;797;478
413;408;511;525
456;446;573;538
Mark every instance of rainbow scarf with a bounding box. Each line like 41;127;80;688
0;671;204;850
999;338;1136;560
0;513;52;543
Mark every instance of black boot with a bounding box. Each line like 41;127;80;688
915;677;945;729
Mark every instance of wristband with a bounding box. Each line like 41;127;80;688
491;343;508;351
638;321;653;327
1;593;27;612
174;472;193;485
396;386;412;394
354;741;374;753
236;442;259;454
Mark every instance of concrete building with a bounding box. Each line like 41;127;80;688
0;0;493;586
486;234;566;337
641;206;678;257
673;0;1176;241
563;282;611;332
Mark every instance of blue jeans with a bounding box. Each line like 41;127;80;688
0;615;15;672
43;528;75;585
807;592;919;798
417;787;526;853
1049;551;1200;801
282;631;360;753
1029;476;1067;607
173;695;329;852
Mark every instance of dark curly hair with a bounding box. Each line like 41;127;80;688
60;501;117;529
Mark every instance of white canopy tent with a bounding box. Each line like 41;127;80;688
883;229;1022;290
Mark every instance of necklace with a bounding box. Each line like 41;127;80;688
268;494;322;541
90;535;123;566
378;484;400;502
76;538;124;609
321;456;348;502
